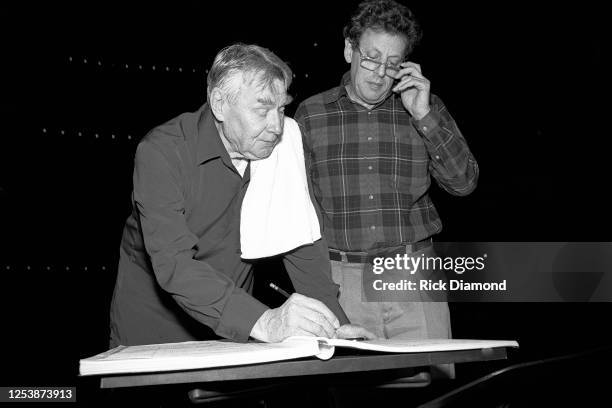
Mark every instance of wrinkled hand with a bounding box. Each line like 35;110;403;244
392;61;431;120
250;293;340;343
334;324;378;340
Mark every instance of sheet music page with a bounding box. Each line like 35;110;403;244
80;339;321;375
325;338;519;353
100;340;300;360
81;337;519;376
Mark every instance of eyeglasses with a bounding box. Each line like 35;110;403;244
355;47;403;77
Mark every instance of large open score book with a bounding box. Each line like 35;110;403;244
79;337;518;376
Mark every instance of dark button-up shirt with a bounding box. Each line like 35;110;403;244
110;104;348;347
295;72;478;252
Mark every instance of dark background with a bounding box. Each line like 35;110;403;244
1;1;610;406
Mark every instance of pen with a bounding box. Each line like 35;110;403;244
269;282;291;298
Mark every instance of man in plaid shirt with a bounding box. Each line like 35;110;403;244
295;0;478;350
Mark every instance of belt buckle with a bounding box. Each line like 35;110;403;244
329;250;351;263
405;238;430;254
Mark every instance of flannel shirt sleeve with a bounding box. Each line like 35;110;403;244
413;95;479;196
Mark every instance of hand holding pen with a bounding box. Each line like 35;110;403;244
249;283;341;343
267;282;376;341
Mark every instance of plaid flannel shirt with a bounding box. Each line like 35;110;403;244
295;73;478;252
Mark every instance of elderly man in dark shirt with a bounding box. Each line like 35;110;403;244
109;43;371;347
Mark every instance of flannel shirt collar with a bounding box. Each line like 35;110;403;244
322;71;351;104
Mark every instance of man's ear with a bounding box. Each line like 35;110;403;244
344;39;354;64
209;88;226;122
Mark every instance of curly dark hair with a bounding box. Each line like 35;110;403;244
343;0;422;55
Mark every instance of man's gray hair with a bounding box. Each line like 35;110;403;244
206;43;293;103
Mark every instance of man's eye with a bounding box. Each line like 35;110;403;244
256;109;268;116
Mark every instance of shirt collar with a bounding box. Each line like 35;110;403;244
196;103;233;166
323;71;351;104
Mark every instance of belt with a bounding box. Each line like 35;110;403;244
329;238;433;263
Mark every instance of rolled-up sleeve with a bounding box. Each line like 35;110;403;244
133;140;267;341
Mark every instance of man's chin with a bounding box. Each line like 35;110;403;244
248;149;274;161
365;89;390;104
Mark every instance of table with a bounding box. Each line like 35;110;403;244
100;347;510;389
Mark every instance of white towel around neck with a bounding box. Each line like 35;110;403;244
240;117;321;259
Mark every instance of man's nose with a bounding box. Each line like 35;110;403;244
268;111;283;135
375;63;386;77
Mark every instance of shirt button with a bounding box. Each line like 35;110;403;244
368;165;373;170
367;111;372;115
369;195;374;200
435;155;440;160
367;136;373;141
423;126;428;131
370;225;376;230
